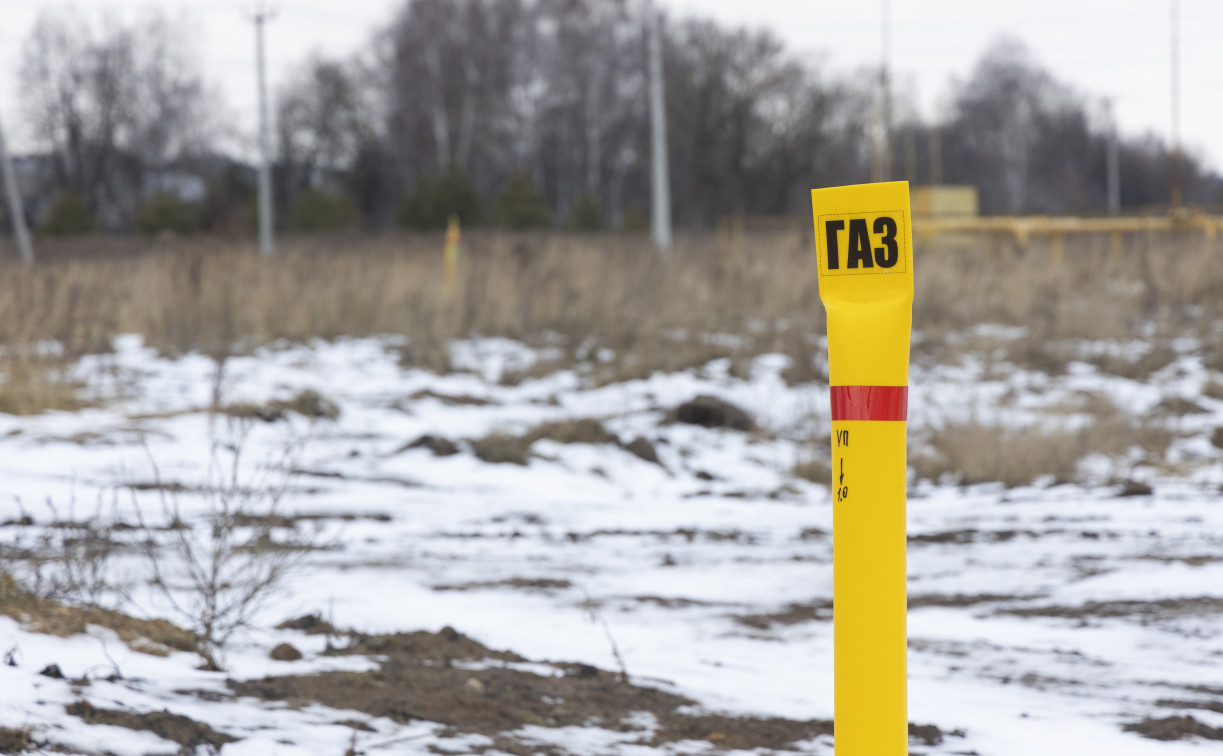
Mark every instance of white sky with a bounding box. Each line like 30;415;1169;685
0;0;1220;170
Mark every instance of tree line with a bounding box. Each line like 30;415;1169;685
5;0;1221;237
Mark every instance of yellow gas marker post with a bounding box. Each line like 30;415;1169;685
811;181;913;755
443;213;461;304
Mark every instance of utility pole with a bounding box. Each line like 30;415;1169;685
646;0;671;254
1105;98;1120;216
251;3;276;255
0;107;33;264
1169;0;1182;210
879;0;893;182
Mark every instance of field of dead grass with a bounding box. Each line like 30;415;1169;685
1;229;1221;487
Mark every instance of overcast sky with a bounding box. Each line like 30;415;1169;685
1;0;1220;171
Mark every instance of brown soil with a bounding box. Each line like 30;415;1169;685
562;527;753;544
408;389;494;406
276;613;339;635
470;432;533;465
623;436;661;465
1156;699;1223;715
909;593;1036;609
270;643;303;661
0;727;31;754
733;599;833;630
1116;480;1154;497
432;578;574;593
624;595;720;609
220;389;340;422
400;434;461;456
1000;597;1223;622
908;529;1049;545
1123;715;1223;741
0;574;196;656
65;700;236;750
233;626;960;752
1153;396;1207;416
792;460;831;486
526;418;619;446
666;395;755;432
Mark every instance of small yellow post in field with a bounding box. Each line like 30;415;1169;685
811;181;914;756
443;214;460;304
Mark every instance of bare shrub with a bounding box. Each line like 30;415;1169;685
1;494;123;608
132;421;318;669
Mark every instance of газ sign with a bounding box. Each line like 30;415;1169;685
812;181;914;756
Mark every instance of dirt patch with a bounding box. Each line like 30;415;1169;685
1092;346;1177;381
66;700;236;750
220;389;340;422
0;574;196;655
465;422;659;467
0;727;31;754
734;599;833;630
563;527;753;544
908;528;1052;545
399;434;461;456
276;612;340;635
654;714;832;750
526;418;619;446
908;722;965;746
1153;396;1207;416
1122;715;1223;741
999;596;1223;622
408;389;494;406
1156;699;1223;715
230;626;959;752
666;395;754;432
622;436;661;465
270;642;303;661
624;595;720;609
792;460;831;486
232;511;391;530
1116;480;1153;497
432;578;574;594
909;593;1036;609
470;432;533;465
1136;554;1223;567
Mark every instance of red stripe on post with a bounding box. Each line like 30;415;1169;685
830;385;908;422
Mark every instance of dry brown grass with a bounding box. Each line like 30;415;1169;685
913;410;1174;488
2;226;1221;485
0;230;1220;377
0;573;196;655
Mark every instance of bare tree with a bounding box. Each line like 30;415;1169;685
18;7;216;228
276;55;379;219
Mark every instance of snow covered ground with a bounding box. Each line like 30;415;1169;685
1;332;1222;755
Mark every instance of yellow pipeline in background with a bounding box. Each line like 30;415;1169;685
811;181;914;756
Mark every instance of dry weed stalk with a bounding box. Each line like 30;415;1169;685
1;493;124;609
